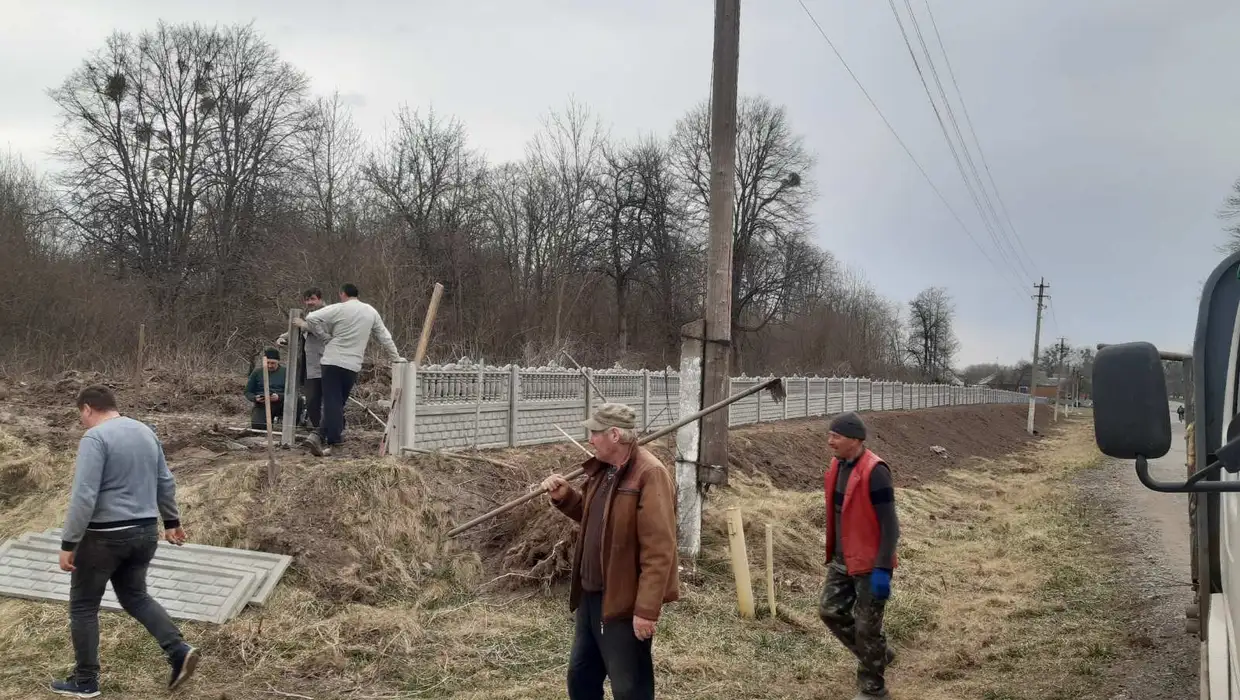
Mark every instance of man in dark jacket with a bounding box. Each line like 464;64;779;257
540;402;680;700
52;385;198;697
819;411;900;700
245;348;301;430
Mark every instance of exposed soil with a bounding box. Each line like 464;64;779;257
728;403;1052;491
1077;410;1198;699
0;370;1057;601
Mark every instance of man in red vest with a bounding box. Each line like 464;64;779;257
819;411;900;700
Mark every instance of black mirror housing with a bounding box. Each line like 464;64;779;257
1092;341;1171;459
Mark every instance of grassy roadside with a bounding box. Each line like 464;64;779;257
0;417;1116;699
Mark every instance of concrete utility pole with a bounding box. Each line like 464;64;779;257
1027;279;1048;435
699;0;741;486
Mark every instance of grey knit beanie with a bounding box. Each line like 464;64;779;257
828;411;867;440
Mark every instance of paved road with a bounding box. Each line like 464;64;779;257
1077;405;1197;699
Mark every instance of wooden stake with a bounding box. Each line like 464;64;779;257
414;283;445;367
765;523;776;618
135;323;146;386
726;507;755;619
383;282;444;454
261;361;279;488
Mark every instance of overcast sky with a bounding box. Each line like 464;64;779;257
3;0;1237;367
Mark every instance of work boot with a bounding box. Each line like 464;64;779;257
167;643;199;691
306;433;325;457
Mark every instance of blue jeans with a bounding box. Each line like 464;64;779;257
69;524;184;682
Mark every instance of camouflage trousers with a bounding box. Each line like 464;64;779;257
818;560;890;695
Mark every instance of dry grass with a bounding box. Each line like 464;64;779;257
0;418;1118;699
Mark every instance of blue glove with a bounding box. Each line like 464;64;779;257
870;568;892;600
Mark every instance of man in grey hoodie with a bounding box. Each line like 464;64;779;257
52;385;198;698
277;287;329;428
299;283;404;456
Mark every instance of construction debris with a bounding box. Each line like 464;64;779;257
0;530;292;625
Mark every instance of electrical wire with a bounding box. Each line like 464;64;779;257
920;0;1040;278
794;0;1032;304
887;0;1033;283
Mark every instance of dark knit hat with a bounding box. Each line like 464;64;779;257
263;348;280;361
829;411;866;440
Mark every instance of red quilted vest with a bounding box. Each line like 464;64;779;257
823;449;897;575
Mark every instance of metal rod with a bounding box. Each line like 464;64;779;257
1096;343;1191;362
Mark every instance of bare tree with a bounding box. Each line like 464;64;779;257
591;136;691;354
906;286;958;379
48;21;308;323
296;91;362;236
671;95;817;364
1220;177;1240;253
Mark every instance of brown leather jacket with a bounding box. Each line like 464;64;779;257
552;446;680;622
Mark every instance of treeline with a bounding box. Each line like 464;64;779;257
1;21;957;380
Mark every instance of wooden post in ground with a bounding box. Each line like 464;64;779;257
765;523;776;618
281;309;303;448
726;507;755;619
135;323;146;386
262;361;279;488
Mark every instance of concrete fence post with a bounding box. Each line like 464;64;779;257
642;369;651;427
756;379;763;423
508;366;519;447
804;377;811;417
783;377;790;420
387;359;406;455
583;368;594;440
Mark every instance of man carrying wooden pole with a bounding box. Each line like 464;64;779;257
539;403;679;700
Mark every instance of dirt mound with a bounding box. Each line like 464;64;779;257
455;403;1054;586
730;404;1053;491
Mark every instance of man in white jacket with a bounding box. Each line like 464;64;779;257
299;283;404;456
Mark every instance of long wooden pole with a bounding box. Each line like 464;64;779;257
701;0;741;477
446;376;784;538
135;323;146;386
261;361;278;487
383;282;444;456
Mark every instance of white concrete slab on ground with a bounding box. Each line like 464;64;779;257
19;533;265;606
40;529;292;606
0;539;255;624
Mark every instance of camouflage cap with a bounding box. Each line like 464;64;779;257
582;402;638;432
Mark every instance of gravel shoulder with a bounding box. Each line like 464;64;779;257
1075;410;1198;699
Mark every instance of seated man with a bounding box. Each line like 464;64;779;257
245;349;298;430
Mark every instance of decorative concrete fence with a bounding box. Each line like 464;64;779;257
384;362;1031;454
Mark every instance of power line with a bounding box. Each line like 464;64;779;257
794;0;1030;304
887;0;1033;284
919;0;1040;278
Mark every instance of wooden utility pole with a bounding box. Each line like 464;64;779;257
700;0;741;483
1054;337;1067;422
1026;279;1048;435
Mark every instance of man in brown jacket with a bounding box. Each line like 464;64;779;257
541;402;680;700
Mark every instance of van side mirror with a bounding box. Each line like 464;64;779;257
1092;341;1171;460
1093;341;1240;492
